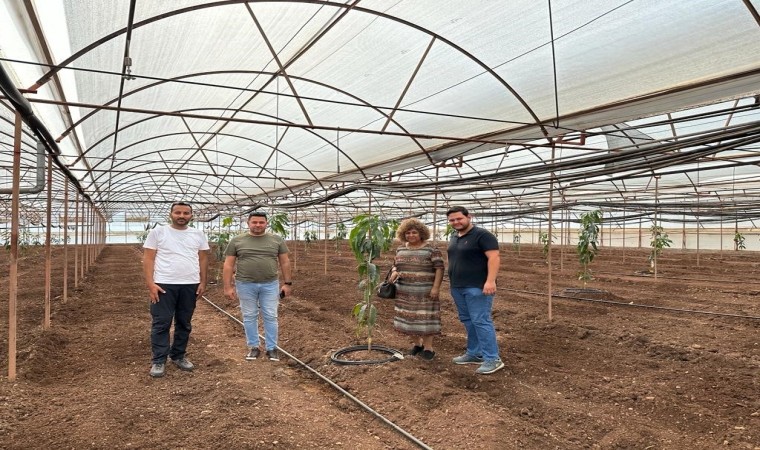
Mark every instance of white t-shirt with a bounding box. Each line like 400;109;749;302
143;225;210;284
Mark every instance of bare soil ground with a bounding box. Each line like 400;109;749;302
0;241;759;449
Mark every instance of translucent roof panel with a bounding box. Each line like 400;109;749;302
0;0;758;222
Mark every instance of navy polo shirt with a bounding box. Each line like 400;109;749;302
447;226;499;288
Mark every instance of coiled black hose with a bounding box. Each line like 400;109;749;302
330;344;404;365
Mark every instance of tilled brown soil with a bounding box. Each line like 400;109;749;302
1;242;759;449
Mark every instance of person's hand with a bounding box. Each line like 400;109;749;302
389;270;399;283
147;283;165;304
224;286;237;301
196;283;207;298
482;280;497;296
430;287;440;300
280;284;293;298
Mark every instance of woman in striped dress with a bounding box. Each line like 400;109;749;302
389;219;444;360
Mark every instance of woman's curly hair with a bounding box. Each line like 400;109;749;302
396;218;431;242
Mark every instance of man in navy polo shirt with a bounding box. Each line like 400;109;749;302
446;206;504;375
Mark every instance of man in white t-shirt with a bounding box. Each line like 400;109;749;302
143;202;210;378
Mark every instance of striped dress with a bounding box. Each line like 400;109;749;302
393;244;445;336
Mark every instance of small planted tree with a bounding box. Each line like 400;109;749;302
333;222;347;253
385;219;400;247
733;232;746;250
137;224;151;244
648;225;672;273
576;210;602;283
538;231;554;261
268;212;290;238
2;224;42;252
304;230;318;251
512;233;521;251
206;216;236;283
443;224;456;240
348;214;393;349
207;217;235;261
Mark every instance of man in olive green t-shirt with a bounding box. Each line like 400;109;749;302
223;212;292;361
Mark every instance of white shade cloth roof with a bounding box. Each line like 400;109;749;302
1;0;759;226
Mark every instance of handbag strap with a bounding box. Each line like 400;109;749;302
384;267;394;281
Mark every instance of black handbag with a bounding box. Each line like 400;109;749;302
376;268;397;299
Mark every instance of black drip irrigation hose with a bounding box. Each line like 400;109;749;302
330;345;404;365
200;295;432;450
595;270;760;286
502;288;760;320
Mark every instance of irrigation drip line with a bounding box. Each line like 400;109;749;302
592;270;760;286
502;288;760;320
330;345;404;365
500;257;760;287
200;295;432;450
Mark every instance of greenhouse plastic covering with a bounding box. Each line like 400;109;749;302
0;0;759;226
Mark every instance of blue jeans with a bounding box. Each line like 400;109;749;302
236;280;280;350
450;287;500;361
150;283;198;364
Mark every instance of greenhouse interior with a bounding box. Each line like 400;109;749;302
1;0;759;246
1;1;759;449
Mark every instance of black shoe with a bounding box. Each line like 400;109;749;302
266;349;280;361
245;347;260;361
420;350;436;360
410;345;424;356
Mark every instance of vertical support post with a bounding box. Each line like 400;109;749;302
44;154;53;329
83;198;87;273
7;112;22;381
517;204;521;257
719;208;723;253
531;219;534;245
622;198;626;263
86;204;91;269
74;193;80;288
324;203;328;275
432;167;439;244
292;197;298;272
734;216;739;252
696;193;701;267
63;182;69;303
85;204;89;269
547;144;555;322
559;204;564;272
654;176;659;280
87;203;92;270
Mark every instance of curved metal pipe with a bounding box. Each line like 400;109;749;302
0;61;92;203
0;140;45;194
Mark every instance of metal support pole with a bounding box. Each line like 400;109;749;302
547;144;555;322
44;155;52;329
63;182;69;303
7;112;22;381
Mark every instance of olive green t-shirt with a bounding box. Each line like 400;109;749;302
224;233;289;282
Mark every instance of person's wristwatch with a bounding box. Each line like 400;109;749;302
283;281;293;285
